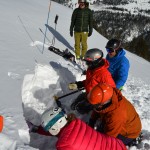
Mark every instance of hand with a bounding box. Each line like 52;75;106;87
75;81;84;89
67;113;76;122
70;31;73;37
26;121;39;133
88;118;96;128
88;31;92;37
70;100;79;110
82;70;86;75
68;83;77;90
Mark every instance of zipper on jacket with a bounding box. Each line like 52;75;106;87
81;10;84;31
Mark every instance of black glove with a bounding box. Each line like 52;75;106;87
71;93;93;114
82;70;86;75
88;31;92;37
76;100;93;114
26;121;39;133
88;118;97;128
70;93;86;110
75;81;84;90
70;31;73;37
71;100;79;110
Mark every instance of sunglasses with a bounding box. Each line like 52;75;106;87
106;48;115;53
79;2;85;6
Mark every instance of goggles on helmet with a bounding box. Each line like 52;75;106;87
44;111;65;131
106;48;115;53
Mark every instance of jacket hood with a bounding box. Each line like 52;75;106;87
89;59;109;72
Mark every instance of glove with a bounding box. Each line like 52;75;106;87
76;100;93;114
88;118;97;128
67;113;76;122
82;70;86;75
76;81;84;89
68;81;84;90
71;100;79;110
26;121;39;133
88;31;92;37
70;93;86;110
68;83;78;90
70;31;73;37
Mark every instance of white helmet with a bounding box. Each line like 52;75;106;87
41;107;67;135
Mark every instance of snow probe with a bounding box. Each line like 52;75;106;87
53;88;84;107
18;16;42;54
53;88;84;101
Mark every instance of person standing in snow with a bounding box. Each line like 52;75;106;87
28;107;127;150
105;39;130;90
68;48;116;114
0;115;3;132
70;0;93;60
88;83;142;146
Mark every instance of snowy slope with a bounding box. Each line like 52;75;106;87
67;0;150;16
0;0;150;149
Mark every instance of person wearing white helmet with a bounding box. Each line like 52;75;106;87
27;107;126;150
41;107;67;135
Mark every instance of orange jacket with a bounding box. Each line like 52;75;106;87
92;88;142;139
83;59;116;94
0;115;3;132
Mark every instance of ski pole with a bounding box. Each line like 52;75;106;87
52;15;59;46
53;88;84;101
18;16;42;54
39;28;51;43
42;0;52;54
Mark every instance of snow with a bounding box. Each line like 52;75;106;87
69;0;150;16
0;0;150;149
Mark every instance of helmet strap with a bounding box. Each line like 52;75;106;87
94;99;112;111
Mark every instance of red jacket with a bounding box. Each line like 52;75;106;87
37;119;126;150
56;119;126;150
83;59;116;94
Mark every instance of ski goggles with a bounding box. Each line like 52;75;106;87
106;48;115;53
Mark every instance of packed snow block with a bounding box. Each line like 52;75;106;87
22;64;60;125
0;115;3;132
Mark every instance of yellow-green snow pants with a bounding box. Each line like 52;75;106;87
74;32;88;58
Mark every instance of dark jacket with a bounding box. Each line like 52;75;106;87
70;7;93;34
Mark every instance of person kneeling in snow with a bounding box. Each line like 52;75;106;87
27;107;126;150
68;48;116;114
87;83;142;147
0;115;3;132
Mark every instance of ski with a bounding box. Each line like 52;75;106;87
48;46;85;72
